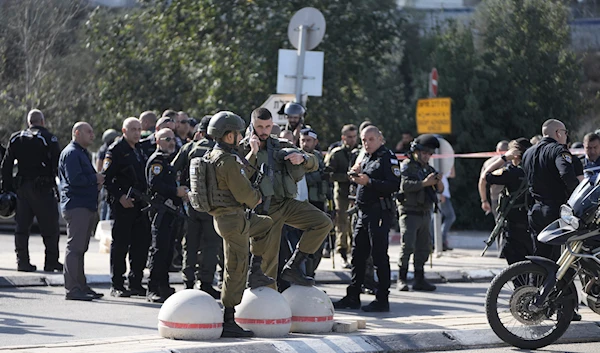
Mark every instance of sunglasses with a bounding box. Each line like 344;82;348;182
159;137;175;142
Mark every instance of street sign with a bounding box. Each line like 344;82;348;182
260;94;296;126
416;97;451;134
277;49;324;97
288;7;326;51
429;68;438;97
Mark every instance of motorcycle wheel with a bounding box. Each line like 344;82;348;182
485;261;574;350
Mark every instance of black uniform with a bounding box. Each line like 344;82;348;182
102;137;150;291
171;138;222;291
1;126;61;270
350;145;400;301
522;137;578;261
139;133;157;160
485;164;533;265
146;150;182;299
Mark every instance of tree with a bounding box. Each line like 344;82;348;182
86;0;409;145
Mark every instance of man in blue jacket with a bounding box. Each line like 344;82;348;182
59;122;105;301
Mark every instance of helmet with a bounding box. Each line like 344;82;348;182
198;115;212;132
102;129;119;145
410;134;440;153
283;102;306;117
0;192;17;219
207;111;246;139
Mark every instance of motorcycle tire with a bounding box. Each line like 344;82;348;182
485;261;574;350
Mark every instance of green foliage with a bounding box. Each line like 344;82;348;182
86;0;409;145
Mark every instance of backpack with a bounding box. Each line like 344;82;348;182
189;156;212;213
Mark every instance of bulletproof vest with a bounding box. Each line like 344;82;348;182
189;152;238;213
256;137;303;202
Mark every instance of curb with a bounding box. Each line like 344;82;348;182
2;322;598;353
0;269;502;288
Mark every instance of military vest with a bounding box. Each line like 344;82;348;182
189;152;238;213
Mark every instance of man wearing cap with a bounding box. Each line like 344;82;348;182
171;114;221;298
396;134;443;293
333;126;400;312
140;116;176;159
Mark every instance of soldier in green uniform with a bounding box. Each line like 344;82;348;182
189;111;274;338
396;134;444;292
171;115;221;298
242;108;333;288
324;124;358;267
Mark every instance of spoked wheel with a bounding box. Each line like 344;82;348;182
485;261;574;350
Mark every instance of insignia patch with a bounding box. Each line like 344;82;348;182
492;168;504;176
151;164;163;175
102;158;111;172
51;136;58;143
392;165;401;177
561;153;572;164
390;159;399;165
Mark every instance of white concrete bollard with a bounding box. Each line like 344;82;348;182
158;289;223;340
282;285;335;333
235;287;292;337
94;220;113;253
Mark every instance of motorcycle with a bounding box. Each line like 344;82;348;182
485;169;600;349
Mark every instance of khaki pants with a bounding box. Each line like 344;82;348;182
214;211;273;308
398;212;432;271
252;198;333;290
334;196;350;252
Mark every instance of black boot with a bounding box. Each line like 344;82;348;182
221;307;254;338
247;255;275;289
333;286;361;309
362;292;390;312
413;270;436;291
397;267;409;292
280;249;315;286
200;283;221;299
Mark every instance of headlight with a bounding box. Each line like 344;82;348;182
560;204;580;229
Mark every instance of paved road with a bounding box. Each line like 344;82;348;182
430;342;600;353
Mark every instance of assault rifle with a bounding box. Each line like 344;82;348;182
127;187;184;218
246;163;269;219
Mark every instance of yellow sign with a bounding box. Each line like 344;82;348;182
416;98;451;134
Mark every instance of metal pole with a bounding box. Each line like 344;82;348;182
295;25;307;103
433;159;443;258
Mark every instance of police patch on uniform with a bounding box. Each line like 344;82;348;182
561;153;572;164
102;158;111;172
51;136;58;143
492;168;504;176
390;159;399;165
151;163;163;175
392;165;401;177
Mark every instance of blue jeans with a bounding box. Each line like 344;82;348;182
439;198;456;245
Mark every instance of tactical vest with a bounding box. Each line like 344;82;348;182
256;137;305;203
189;152;238;213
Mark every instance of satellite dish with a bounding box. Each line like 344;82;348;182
287;7;326;51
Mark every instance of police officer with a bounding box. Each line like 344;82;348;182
171;115;221;298
333;126;400;312
479;138;534;265
522;119;578;262
396;134;443;292
192;111;275;337
146;129;188;303
280;102;306;146
243;108;333;288
140;116;176;159
103;117;151;297
324;124;359;267
1;109;62;272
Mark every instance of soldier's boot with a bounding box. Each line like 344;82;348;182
361;291;390;312
247;255;275;289
333;286;361;309
413;270;436;292
280;249;315;286
221;307;254;338
396;267;410;292
200;282;221;299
